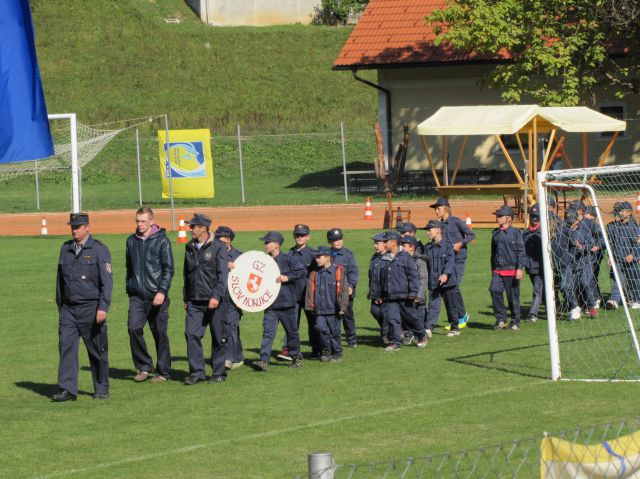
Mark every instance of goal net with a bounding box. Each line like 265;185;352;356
538;165;640;382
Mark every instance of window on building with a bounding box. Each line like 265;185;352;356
597;103;626;140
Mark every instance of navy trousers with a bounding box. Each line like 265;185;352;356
370;301;387;338
315;314;343;357
425;286;463;332
260;307;301;361
58;302;109;396
381;300;425;347
528;274;544;317
454;256;468;317
185;301;228;381
489;273;521;324
220;298;244;364
342;297;357;345
127;296;171;378
283;302;321;354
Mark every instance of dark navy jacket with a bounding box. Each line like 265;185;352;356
270;252;306;310
288;244;316;302
424;239;457;290
441;215;476;260
183;235;228;302
490;226;526;272
380;250;420;300
331;246;359;293
304;264;349;315
606;219;640;265
567;222;595;269
56;235;113;312
522;225;543;275
125;226;174;300
368;253;383;301
413;252;428;301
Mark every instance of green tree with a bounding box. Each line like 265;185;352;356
314;0;369;26
426;0;639;105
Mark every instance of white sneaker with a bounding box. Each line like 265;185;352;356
425;329;433;339
570;306;582;321
594;299;601;309
605;299;618;310
632;302;640;310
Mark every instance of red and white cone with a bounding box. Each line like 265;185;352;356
636;192;640;216
40;217;48;236
177;216;187;244
465;212;473;229
364;197;373;220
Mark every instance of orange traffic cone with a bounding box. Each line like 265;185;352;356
364;197;373;220
177;216;187;244
636;192;640;215
40;217;48;236
466;212;473;229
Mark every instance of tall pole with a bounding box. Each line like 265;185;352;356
70;113;80;213
135;128;143;206
340;121;349;202
237;125;245;204
165;114;175;230
35;160;40;211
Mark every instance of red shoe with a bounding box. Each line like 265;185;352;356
588;308;597;318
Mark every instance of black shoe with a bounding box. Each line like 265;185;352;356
208;376;226;384
289;357;303;369
92;393;110;400
51;390;76;402
183;375;205;385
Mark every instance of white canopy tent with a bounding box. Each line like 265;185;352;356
415;105;626;209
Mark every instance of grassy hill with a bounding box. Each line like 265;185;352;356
31;0;377;135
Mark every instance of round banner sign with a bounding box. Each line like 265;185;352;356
228;251;281;312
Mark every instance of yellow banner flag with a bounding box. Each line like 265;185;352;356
541;430;640;478
158;129;214;198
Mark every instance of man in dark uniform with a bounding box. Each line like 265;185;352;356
327;228;359;347
182;213;229;385
252;231;306;371
429;198;475;329
126;207;174;383
52;213;113;401
368;232;387;343
215;226;245;370
489;205;526;330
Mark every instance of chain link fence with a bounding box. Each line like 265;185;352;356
300;417;640;478
1;120;638;213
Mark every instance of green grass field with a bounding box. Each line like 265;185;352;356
1;229;637;478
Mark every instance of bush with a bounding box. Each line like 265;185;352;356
314;0;368;26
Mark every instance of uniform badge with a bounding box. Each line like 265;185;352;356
247;273;262;293
205;252;212;260
105;263;112;273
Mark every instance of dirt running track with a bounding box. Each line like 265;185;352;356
0;199;515;236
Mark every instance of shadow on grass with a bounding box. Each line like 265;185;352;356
15;381;91;398
286;162;371;189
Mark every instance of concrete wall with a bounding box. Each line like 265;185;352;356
375;65;640;173
187;0;320;26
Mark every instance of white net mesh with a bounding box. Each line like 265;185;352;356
540;165;640;381
0;116;124;181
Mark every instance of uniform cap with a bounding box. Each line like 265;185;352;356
399;236;419;246
314;245;332;256
293;224;310;235
67;212;89;226
382;231;401;242
529;204;540;217
371;231;387;242
396;222;417;233
326;228;343;241
613;201;633;215
423;219;444;230
186;213;212;228
259;231;284;245
565;210;579;224
569;199;585;211
584;206;596;217
493;205;515;217
214;225;235;240
430;197;450;208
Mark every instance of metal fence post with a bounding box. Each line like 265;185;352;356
340;121;349;203
135;128;143;206
237;124;245;204
35;160;40;211
308;452;334;479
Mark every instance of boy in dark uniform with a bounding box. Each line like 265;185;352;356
327;228;359;347
522;204;544;322
490;205;526;330
52;213;113;401
305;246;350;362
368;232;388;343
400;235;428;339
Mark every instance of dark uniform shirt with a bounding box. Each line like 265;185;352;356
183;235;228;302
368;253;384;301
270;252;306;310
424;239;457;290
288;244;316;302
380;250;420;300
305;264;350;315
331;247;359;292
441;215;476;260
522;225;543;275
490;226;526;272
56;235;113;312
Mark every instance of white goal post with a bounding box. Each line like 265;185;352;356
538;164;640;382
48;113;80;212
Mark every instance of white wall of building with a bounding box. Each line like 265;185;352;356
187;0;320;26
